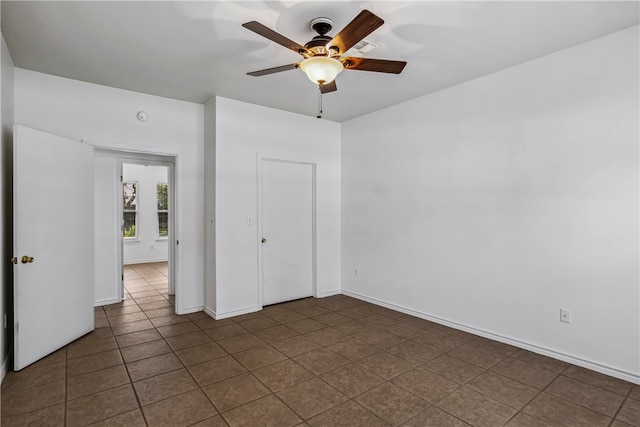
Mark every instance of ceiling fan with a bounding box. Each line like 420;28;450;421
242;9;407;95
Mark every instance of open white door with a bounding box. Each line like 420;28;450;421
13;125;94;370
261;159;314;305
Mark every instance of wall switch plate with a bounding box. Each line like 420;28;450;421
560;308;571;323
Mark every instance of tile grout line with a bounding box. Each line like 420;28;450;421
481;356;567;426
178;303;370;424
606;383;634;427
98;265;169;424
123;266;246;425
547;365;632;423
118;332;149;426
216;308;424;424
122;267;172;427
128;270;268;425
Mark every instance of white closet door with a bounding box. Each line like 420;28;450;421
261;159;314;305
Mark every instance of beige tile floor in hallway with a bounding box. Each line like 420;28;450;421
2;261;639;426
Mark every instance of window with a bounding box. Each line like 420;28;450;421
123;182;138;239
157;183;168;238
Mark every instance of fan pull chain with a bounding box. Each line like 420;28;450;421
317;84;323;119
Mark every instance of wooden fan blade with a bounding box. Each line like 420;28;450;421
320;80;337;94
242;21;307;55
247;63;298;77
328;10;384;55
342;57;407;74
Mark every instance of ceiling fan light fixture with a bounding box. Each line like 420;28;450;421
299;56;343;85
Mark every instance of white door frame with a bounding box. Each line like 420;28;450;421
257;153;318;308
83;139;182;313
118;157;176;300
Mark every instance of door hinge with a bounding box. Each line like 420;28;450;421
121;274;124;281
176;240;179;245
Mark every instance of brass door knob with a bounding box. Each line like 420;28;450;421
261;238;267;243
21;256;34;264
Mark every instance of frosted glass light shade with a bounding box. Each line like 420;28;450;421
299;57;344;84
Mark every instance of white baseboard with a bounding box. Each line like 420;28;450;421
94;297;122;306
317;289;342;298
211;305;261;320
342;290;640;385
1;346;11;384
203;306;216;319
123;258;168;265
179;305;203;315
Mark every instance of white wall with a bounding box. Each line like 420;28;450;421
341;26;639;383
93;150;120;305
15;69;204;314
0;32;15;381
212;97;341;318
122;164;169;264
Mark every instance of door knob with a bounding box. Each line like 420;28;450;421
261;238;267;243
21;256;34;264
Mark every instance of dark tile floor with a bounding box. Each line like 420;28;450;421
1;262;639;426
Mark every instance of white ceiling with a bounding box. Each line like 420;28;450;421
2;1;638;122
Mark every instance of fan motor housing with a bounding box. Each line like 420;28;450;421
307;17;338;57
304;35;332;54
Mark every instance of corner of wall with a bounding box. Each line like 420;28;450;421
203;97;217;313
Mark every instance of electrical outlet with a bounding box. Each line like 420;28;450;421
355;268;360;277
560;308;571;323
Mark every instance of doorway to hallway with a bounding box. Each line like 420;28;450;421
121;162;173;300
118;158;176;307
